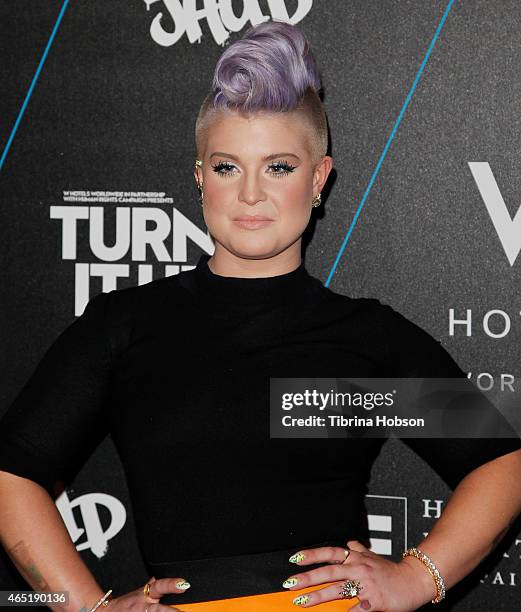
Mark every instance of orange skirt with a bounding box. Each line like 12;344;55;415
170;582;359;610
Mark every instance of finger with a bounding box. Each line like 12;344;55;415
289;545;362;567
145;575;157;589
145;577;191;599
346;540;370;553
330;545;352;565
350;599;372;611
291;580;363;608
283;563;365;589
346;540;380;562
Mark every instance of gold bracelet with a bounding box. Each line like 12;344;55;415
402;547;446;604
88;589;113;612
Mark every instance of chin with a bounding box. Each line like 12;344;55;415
227;240;279;260
228;234;277;251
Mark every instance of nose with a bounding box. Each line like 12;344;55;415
238;172;267;206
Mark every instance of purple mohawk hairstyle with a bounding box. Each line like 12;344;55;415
195;20;328;161
212;20;322;112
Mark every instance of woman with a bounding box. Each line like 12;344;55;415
0;20;520;612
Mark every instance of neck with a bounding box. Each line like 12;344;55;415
208;245;302;279
187;251;324;315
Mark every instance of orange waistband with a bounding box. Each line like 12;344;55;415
170;582;360;610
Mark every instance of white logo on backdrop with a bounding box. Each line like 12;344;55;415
448;308;518;339
365;494;408;556
479;537;520;587
55;489;126;559
51;200;214;315
468;162;521;266
367;512;393;556
143;0;313;46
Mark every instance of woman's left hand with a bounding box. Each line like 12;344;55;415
282;540;436;611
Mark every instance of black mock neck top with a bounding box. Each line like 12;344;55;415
0;253;519;602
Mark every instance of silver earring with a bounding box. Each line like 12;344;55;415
195;159;204;206
197;184;204;206
312;193;322;208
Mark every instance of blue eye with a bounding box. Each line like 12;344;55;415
211;160;297;178
268;161;296;177
212;162;236;177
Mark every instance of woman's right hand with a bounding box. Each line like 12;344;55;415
106;575;191;612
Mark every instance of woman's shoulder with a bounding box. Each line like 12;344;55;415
79;271;194;341
102;269;192;311
318;289;451;362
317;285;397;321
321;287;428;329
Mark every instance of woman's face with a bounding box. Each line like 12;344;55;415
195;111;333;265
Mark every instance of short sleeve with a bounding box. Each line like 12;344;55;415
0;291;114;495
375;301;521;489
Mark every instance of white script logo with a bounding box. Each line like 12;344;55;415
143;0;313;46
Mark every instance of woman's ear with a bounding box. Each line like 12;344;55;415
194;159;203;189
313;155;334;194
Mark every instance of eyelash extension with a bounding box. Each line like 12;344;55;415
211;161;297;178
269;160;296;177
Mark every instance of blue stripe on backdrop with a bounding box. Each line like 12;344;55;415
325;0;456;288
0;0;70;172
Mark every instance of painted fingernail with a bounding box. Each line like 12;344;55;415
293;594;310;606
176;580;191;590
282;577;299;588
289;551;305;563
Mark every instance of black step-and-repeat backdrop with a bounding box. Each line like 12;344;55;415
1;1;520;609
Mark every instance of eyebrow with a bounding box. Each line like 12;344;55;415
209;152;301;162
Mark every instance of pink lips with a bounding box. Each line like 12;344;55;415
233;215;274;230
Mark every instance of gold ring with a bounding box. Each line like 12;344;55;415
332;546;351;564
143;582;151;598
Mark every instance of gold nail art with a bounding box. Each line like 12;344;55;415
282;577;299;588
176;580;191;590
293;594;310;606
289;551;305;563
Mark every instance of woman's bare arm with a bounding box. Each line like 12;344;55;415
400;448;521;596
0;470;106;612
282;447;521;610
